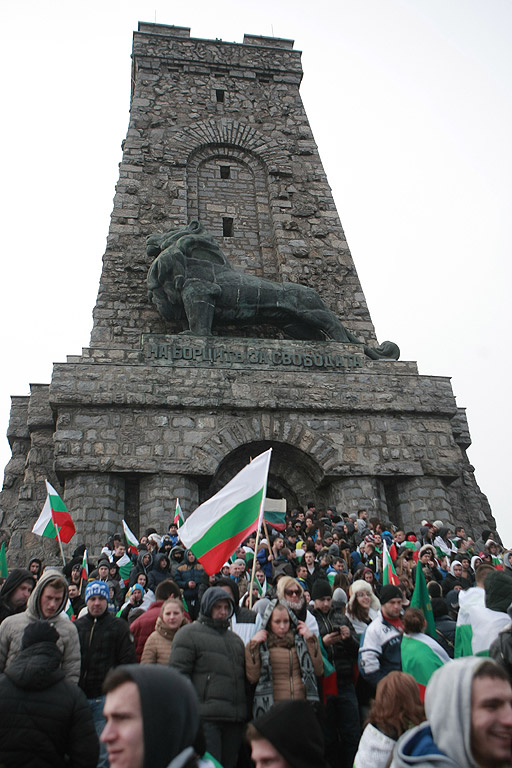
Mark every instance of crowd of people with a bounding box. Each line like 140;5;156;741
0;503;512;768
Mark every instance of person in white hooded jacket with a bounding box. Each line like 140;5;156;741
390;657;512;768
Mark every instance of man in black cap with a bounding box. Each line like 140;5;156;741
246;699;329;768
359;583;404;689
0;569;35;625
311;580;360;768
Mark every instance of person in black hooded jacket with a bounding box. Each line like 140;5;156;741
0;568;35;625
0;620;98;768
102;664;210;768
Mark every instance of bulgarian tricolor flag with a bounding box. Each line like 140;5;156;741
80;549;89;582
117;553;134;585
401;632;450;701
32;480;76;543
382;539;400;586
264;510;286;531
122;520;139;555
179;449;272;575
455;588;510;657
174;499;185;528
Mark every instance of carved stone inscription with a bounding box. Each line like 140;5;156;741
143;336;365;371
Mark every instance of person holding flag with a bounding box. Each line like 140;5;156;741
173;498;185;529
400;607;450;701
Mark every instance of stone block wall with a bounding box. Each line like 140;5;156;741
90;23;377;350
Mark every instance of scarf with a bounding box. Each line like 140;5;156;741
252;599;319;718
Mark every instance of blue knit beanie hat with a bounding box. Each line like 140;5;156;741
85;580;110;603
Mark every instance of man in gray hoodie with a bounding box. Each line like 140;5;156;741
391;657;512;767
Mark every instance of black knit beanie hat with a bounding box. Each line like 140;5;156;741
22;619;59;649
311;580;332;600
379;584;402;605
251;700;328;768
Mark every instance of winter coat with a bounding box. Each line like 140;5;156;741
129;552;154;587
0;640;98;768
169;546;186;580
0;568;35;625
391;657;486;768
433;613;456;659
131;600;165;661
169;587;247;722
141;616;183;665
354;723;396;768
490;622;512;679
311;606;359;685
0;569;81;683
75;608;137;697
359;611;402;688
148;554;172;593
175;554;205;606
245;631;323;700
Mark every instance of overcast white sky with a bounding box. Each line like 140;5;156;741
1;1;511;542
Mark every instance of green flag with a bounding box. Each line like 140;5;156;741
0;543;8;578
411;561;436;637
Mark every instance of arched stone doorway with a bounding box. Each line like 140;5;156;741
201;440;325;511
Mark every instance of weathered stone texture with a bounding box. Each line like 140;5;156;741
91;24;377;350
0;23;495;563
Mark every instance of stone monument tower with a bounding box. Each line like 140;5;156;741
0;23;495;560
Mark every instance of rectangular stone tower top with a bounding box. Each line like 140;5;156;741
90;21;376;349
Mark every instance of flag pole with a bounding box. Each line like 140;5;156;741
248;524;262;610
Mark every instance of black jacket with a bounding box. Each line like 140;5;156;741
0;640;98;767
311;607;359;685
169;587;247;722
0;569;35;625
75;608;137;697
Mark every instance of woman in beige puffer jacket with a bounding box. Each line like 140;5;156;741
141;598;188;665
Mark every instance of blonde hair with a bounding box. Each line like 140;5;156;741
276;576;303;601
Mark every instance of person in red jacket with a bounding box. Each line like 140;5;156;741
130;579;182;661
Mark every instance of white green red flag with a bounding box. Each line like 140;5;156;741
116;553;134;585
264;510;286;531
179;449;272;575
122;520;139;554
455;587;510;657
32;480;75;543
80;549;89;582
401;632;450;700
173;499;185;528
64;598;75;621
382;539;400;586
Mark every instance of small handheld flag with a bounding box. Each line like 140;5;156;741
174;499;185;528
122;520;139;554
382;539;400;587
